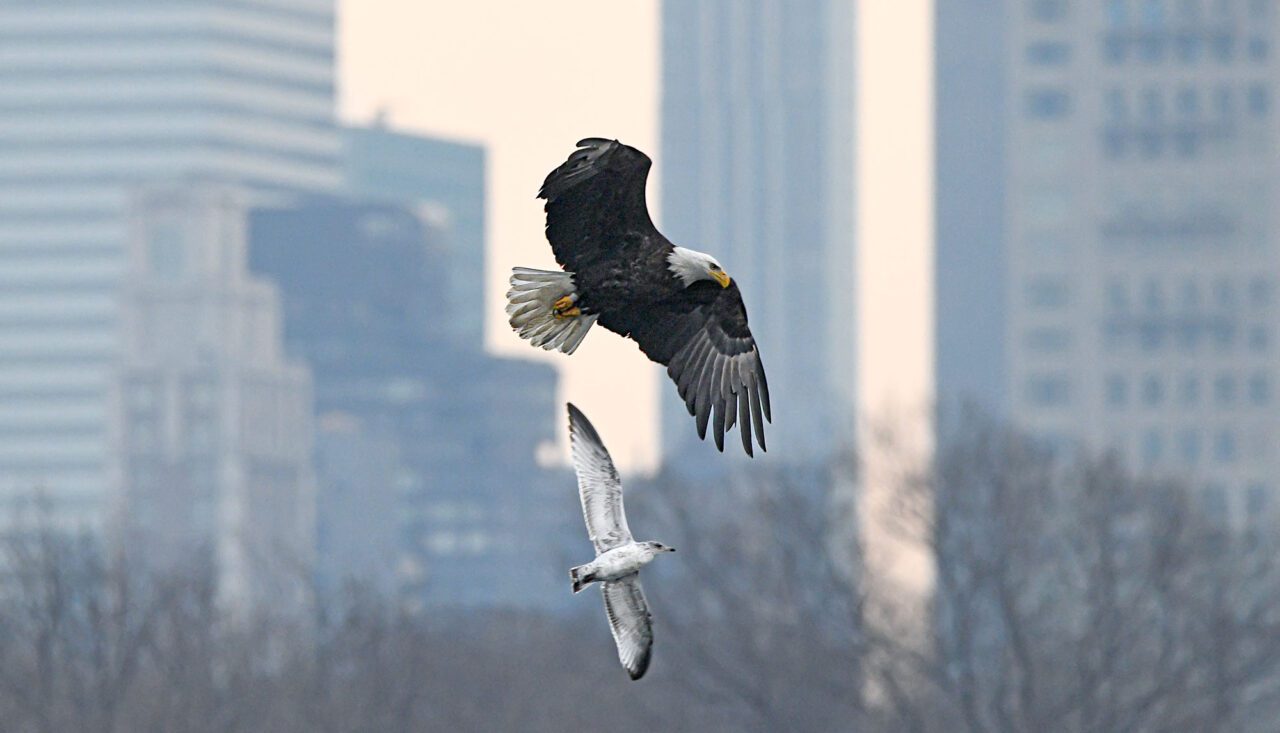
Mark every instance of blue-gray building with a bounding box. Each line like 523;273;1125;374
0;0;338;532
249;199;573;611
343;124;487;348
933;1;1280;526
659;0;856;468
934;0;1009;418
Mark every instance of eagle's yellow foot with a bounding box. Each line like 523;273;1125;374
553;295;581;320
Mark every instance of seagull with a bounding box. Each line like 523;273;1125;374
566;403;675;680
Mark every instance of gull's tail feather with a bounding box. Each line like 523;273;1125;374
506;267;598;355
570;565;593;594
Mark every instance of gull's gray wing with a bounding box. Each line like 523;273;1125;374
602;575;653;680
567;403;633;553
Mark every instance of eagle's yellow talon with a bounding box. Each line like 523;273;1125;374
553;295;580;319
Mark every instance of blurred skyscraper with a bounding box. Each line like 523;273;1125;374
1004;0;1278;524
659;0;856;466
116;185;315;610
343;124;486;347
934;0;1009;416
0;0;337;530
249;199;572;611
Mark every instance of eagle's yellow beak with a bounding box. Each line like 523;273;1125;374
711;269;731;288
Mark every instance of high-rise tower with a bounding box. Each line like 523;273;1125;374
659;0;856;466
0;0;337;529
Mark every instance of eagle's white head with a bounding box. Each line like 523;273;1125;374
667;246;731;289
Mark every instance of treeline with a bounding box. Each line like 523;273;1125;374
0;418;1276;732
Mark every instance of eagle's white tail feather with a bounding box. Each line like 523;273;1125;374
506;267;597;354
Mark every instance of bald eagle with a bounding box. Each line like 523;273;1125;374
506;138;771;456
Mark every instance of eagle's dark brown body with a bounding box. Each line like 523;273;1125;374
533;138;770;456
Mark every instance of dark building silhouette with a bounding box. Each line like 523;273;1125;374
342;124;486;349
249;199;571;611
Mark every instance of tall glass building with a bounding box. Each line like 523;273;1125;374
934;0;1009;417
0;0;338;530
343;125;487;348
1006;0;1279;524
659;0;856;467
249;199;573;611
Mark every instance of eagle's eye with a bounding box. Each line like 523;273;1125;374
709;264;721;272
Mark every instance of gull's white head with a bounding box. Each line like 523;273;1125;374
667;246;731;289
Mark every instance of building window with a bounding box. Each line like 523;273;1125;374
1212;323;1237;350
1176;31;1202;62
1177;322;1201;351
1142;278;1164;310
1139;319;1166;351
1248;373;1270;405
1106;374;1129;407
1214;374;1237;405
1027;41;1072;65
1026;89;1072;119
1027;374;1071;406
1248;36;1269;61
1138;35;1166;63
1215;279;1237;309
1105;35;1129;64
1025;327;1072;352
1141;88;1165;121
1105;89;1128;121
1103;128;1127;158
1214;429;1237;462
1249;277;1273;307
1212;32;1235;62
1179;279;1201;309
1248;85;1269;117
1246;483;1269;514
1030;0;1068;21
1176;87;1200;116
1141;374;1164;405
1180;374;1201;405
1025;276;1070;308
1142;429;1163;465
1249;325;1269;352
1215;85;1235;118
1106;279;1130;311
1178;429;1201;464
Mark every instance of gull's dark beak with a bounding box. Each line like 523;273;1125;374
666;547;677;552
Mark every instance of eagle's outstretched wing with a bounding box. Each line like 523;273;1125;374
538;138;656;273
602;575;653;680
618;283;771;456
567;404;633;554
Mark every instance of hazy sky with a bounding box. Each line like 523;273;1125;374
340;1;662;469
339;2;932;472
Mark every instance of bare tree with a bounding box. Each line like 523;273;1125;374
631;455;866;732
868;413;1280;733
